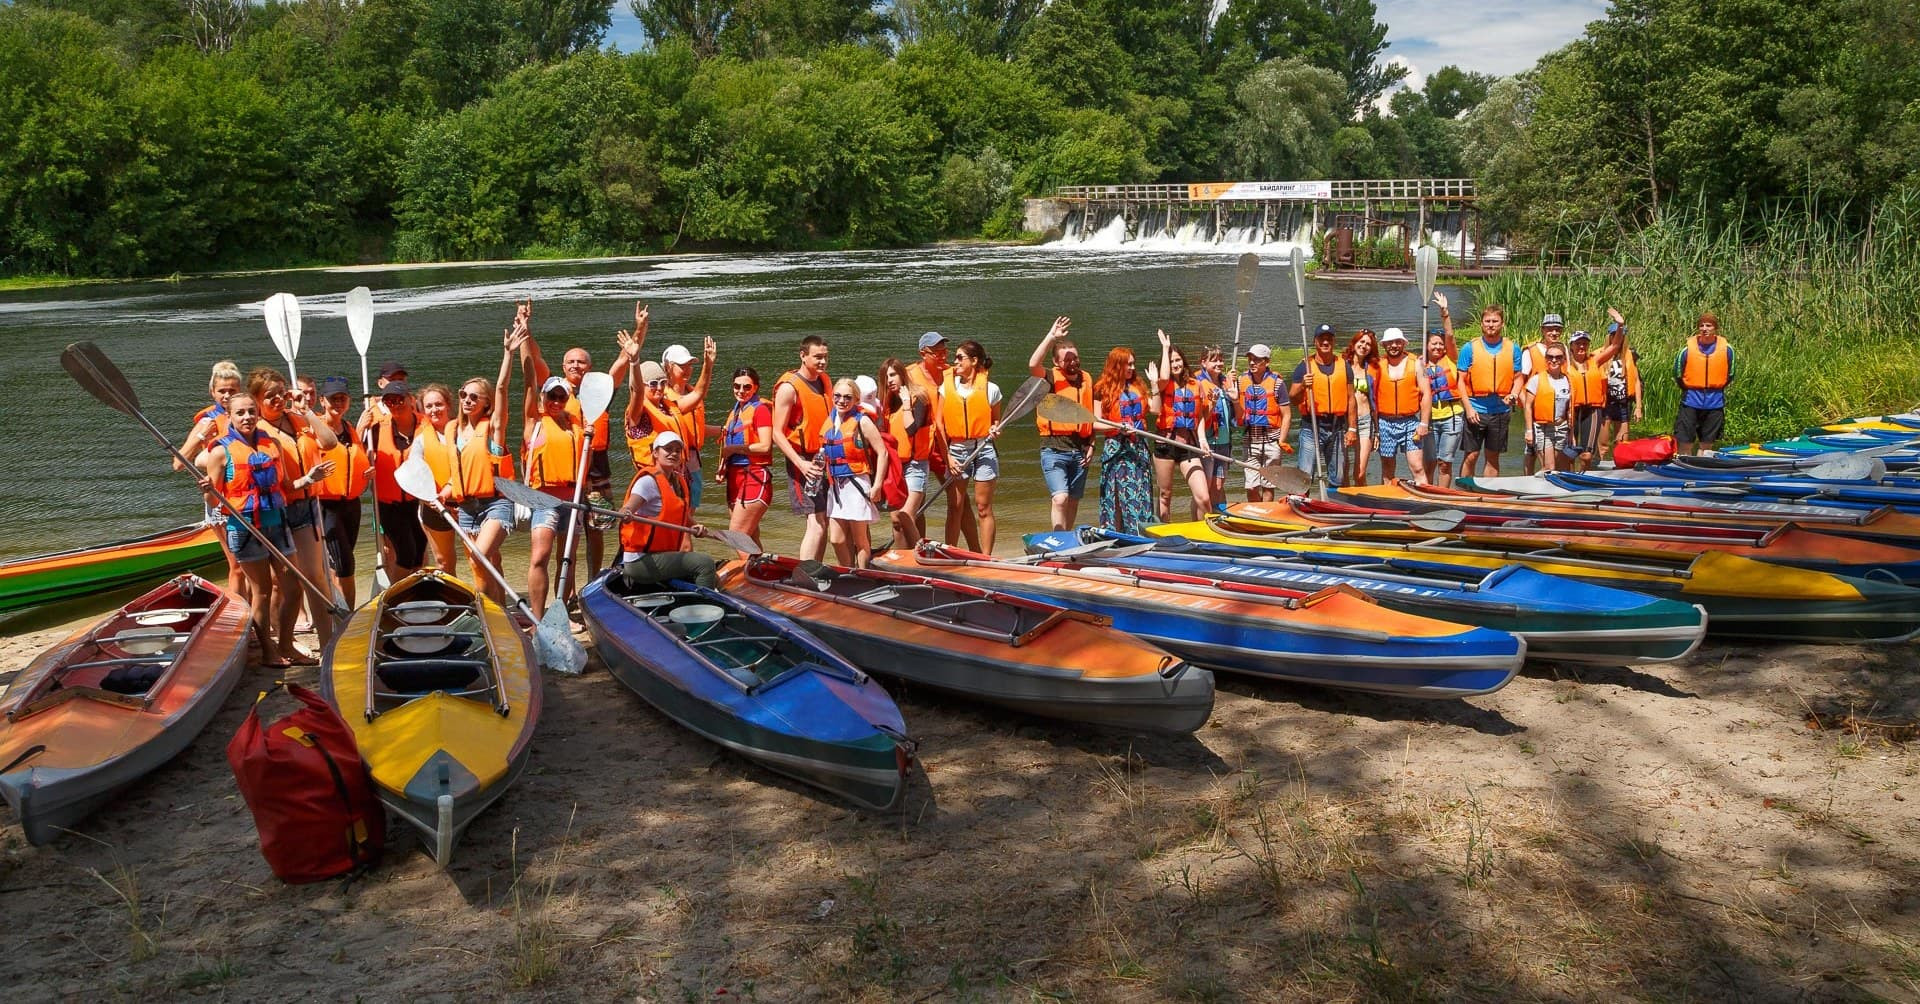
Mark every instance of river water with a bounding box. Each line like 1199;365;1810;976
0;244;1468;578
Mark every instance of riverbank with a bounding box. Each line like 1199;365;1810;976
3;573;1918;1000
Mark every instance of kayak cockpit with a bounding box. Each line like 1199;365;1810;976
364;575;509;719
604;573;862;691
5;574;225;720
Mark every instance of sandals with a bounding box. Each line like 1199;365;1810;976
285;649;321;667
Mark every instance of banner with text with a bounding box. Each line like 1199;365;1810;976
1188;181;1333;201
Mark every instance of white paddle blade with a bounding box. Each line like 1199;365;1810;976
1289;246;1307;299
345;286;374;352
1415;246;1438;305
262;292;295;362
283;293;302;356
538;600;586;676
395;455;439;505
578;371;616;423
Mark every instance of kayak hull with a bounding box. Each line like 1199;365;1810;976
724;557;1214;734
0;523;225;615
875;547;1526;700
582;571;910;812
0;574;248;845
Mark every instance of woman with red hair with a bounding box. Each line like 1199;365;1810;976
1093;345;1159;533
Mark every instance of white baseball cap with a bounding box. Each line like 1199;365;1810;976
653;430;684;450
661;344;694;366
855;374;878;402
1379;327;1407;344
1247;344;1272;359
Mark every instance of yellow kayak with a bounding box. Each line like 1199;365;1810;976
322;570;540;866
1149;513;1920;644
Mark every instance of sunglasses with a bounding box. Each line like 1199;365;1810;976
459;390;483;400
1546;355;1566;362
832;393;855;401
645;379;668;389
732;382;755;391
544;393;569;403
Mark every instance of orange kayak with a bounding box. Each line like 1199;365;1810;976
724;555;1214;733
0;574;248;844
1234;498;1920;585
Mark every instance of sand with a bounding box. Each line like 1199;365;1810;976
3;577;1919;1001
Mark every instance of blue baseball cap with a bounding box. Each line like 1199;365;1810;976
917;331;947;351
319;376;350;396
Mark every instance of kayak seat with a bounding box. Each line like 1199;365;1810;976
100;662;167;695
377;659;485;694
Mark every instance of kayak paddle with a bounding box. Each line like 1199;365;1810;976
1035;392;1312;494
495;476;761;555
553;371;615;601
263;292;302;388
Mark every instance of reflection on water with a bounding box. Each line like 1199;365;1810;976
0;246;1471;587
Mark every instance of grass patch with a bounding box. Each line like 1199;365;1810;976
87;860;157;963
502;809;578;988
0;274;118;291
1477;193;1920;441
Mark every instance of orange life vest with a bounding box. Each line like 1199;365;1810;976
671;391;706;452
1568;358;1608;408
272;421;315;502
1681;337;1730;390
417;421;460;500
446;420;506;499
1529;374;1570;422
940;370;994;441
305;420;371;501
1524;341;1562;377
563;392;610;452
1301;357;1351;417
1036;366;1094;439
524;414;581;494
1375;358;1424;418
371;415;422;504
820;412;872;478
890;404;930;462
216;430;286;527
1464;337;1520;398
778;370;831;454
625;399;679;473
1239;371;1285;429
619;469;690;555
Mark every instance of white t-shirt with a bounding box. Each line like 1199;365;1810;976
626;474;665;520
951;378;1002;407
1525;373;1572;422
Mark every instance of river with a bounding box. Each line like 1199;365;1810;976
0;244;1469;577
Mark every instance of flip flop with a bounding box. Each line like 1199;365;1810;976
286;650;321;667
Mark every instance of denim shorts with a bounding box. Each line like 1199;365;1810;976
1423;413;1463;466
902;458;929;494
946;439;999;482
533;504;576;536
1039;446;1088;500
1376;415;1422;458
283;497;318;532
1204;440;1233;480
458;495;516;536
226;518;292;563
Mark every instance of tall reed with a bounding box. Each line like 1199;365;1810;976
1477;191;1920;442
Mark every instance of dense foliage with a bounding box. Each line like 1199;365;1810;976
1;0;1434;275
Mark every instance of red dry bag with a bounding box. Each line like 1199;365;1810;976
227;682;384;883
1612;434;1676;466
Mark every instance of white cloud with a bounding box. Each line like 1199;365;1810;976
1378;0;1609;79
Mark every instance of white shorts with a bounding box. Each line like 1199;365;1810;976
827;475;877;523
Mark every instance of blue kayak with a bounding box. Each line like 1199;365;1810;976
579;570;913;811
1554;469;1920;513
1023;529;1706;666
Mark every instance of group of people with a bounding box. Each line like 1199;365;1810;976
178;295;1731;662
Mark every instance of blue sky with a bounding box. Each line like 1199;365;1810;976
604;2;1609;84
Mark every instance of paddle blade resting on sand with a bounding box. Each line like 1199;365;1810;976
395;458;587;675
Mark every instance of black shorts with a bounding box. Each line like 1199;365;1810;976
420;503;453;532
1150;429;1201;462
1603;398;1636;423
376;499;429;570
588;448;613;494
320;499;361;577
1675;406;1724;444
1461;410;1511;454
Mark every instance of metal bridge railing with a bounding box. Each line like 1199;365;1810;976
1053;179;1476;201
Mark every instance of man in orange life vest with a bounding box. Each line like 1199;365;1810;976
1673;312;1734;455
1028;316;1094;530
615;430;720;590
772;335;833;561
1456;304;1526;478
1237;343;1291;501
1371;327;1432;483
1289;324;1354;487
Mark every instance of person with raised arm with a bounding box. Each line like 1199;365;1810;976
434;324;521;604
253;367;337;658
772;335;833;561
1419;293;1464;486
519;329;586;620
1598;311;1644;462
1028;317;1095;532
308;375;370;605
659;335;717;509
1563;308;1625;473
524;299;632;584
1153;329;1214;520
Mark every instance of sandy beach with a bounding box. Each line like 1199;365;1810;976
3;568;1920;1002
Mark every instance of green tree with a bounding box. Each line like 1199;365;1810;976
513;0;616;62
1215;0;1401;113
1421;64;1493;119
890;0;1039;58
1016;0;1129;110
1226;56;1345;179
629;0;734;57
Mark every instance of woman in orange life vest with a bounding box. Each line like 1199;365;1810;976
938;339;1002;553
1562;312;1626;472
181;359;248;596
717;366;775;550
881;357;933;548
1152;329;1214;520
820;377;893;568
1196;344;1237;507
1094;345;1159;534
520;358;585;620
413;384;464;576
1344;330;1381;485
623;358;681;475
1520;343;1574;472
1420;310;1464;486
251;367;338;659
659;336;717;509
193;392;298;667
308;374;372;606
360;378;432;582
615;431;722;590
445;331;523;602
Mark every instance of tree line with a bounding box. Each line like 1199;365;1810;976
1;0;1484;276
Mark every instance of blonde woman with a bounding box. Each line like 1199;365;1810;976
819;377;891;567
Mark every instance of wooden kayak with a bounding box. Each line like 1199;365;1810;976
0;523;225;615
1348;480;1920;550
725;555;1214;733
321;570;539;867
1255;497;1920;585
580;568;913;811
875;543;1526;699
1153;514;1920;644
1025;528;1707;666
0;574;247;845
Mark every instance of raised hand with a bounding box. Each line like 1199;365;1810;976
1432;291;1448;311
702;334;717;364
634;302;649;337
1046;316;1070;340
1156;328;1170;349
